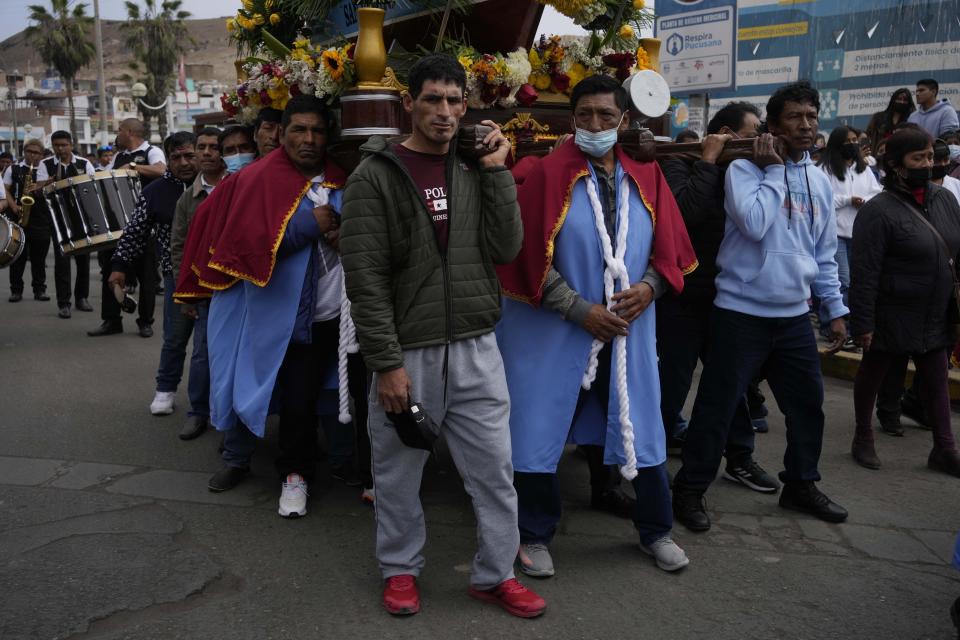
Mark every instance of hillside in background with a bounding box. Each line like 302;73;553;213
0;17;240;89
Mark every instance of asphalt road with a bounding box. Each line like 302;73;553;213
1;256;959;640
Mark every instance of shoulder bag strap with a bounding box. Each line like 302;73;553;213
895;191;955;272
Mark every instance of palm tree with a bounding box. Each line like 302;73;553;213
122;0;191;138
25;1;95;142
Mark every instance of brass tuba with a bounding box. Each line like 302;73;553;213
18;164;35;227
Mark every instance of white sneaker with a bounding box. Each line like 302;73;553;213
278;473;308;518
149;391;176;415
641;536;690;572
517;543;555;577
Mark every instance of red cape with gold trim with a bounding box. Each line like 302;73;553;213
496;139;698;306
174;148;346;300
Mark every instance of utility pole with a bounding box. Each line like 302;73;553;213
6;72;19;159
93;0;109;148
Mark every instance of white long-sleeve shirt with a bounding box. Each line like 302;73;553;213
820;163;882;239
941;175;960;205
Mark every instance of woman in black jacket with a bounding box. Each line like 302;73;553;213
865;88;915;155
849;128;960;477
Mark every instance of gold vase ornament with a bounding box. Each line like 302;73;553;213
639;37;661;73
354;7;387;88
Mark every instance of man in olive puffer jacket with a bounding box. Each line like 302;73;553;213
339;53;545;619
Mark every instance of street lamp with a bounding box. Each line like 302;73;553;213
130;82;170;139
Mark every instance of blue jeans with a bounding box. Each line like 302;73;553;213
656;294;756;461
819;237;851;329
675;307;825;493
222;424;258;469
156;273;210;417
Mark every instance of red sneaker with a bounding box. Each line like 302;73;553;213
468;578;546;618
383;574;420;615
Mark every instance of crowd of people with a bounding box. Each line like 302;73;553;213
5;57;960;624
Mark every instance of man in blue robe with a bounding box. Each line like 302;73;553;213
496;75;698;577
176;95;347;517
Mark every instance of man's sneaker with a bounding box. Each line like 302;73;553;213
278;473;308;518
517;543;555;578
752;418;769;433
779;481;848;523
640;536;690;572
382;574;420;615
149;391;176;415
672;487;710;532
468;578;546;618
360;486;375;505
723;459;780;493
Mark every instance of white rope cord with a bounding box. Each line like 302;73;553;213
582;174;638;480
306;181;360;425
337;274;360;424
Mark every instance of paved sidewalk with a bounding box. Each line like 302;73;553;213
1;258;958;639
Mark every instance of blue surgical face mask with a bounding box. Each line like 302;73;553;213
224;152;255;173
949;145;960;162
574;115;624;158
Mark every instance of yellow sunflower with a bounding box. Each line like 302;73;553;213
322;49;346;81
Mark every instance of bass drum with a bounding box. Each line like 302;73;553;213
44;169;140;256
0;216;25;268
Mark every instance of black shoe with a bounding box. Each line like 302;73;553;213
928;448;960;478
75;298;93;312
138;323;154;338
779;481;848;523
723;459;780;493
331;463;363;487
751;418;769;433
58;305;72;319
179;415;208;441
901;395;930;429
8;292;22;302
591;487;637;519
879;419;904;437
34;292;50;301
208;466;248;492
87;320;123;337
672;487;711;532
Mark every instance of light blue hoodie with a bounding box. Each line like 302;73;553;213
907;98;960;138
715;152;848;320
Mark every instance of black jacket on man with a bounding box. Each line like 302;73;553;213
659;158;726;302
851;184;960;354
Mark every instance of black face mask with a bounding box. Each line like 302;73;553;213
841;143;860;160
893;102;911;115
932;165;948;180
900;166;932;188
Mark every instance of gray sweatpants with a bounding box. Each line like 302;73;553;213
369;332;519;590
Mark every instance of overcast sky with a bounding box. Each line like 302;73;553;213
0;0;597;43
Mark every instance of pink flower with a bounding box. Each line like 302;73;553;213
516;83;538;107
